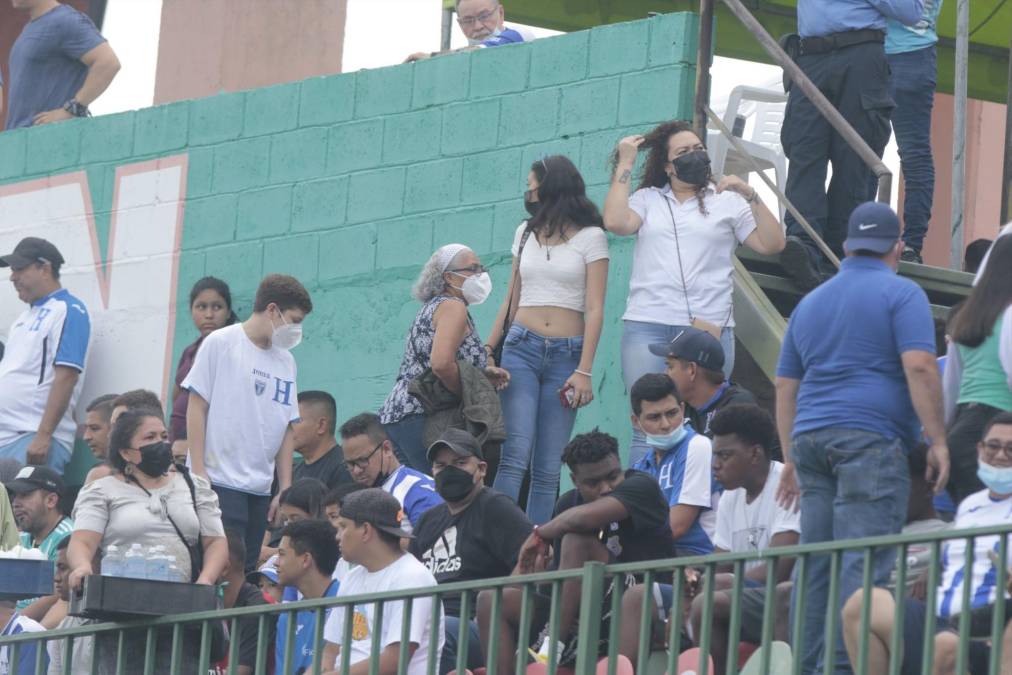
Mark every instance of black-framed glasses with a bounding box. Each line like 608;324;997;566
982;441;1012;460
448;264;488;275
457;3;500;27
344;441;384;471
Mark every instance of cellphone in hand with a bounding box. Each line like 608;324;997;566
558;385;575;409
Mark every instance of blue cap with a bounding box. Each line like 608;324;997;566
844;201;901;254
648;326;725;372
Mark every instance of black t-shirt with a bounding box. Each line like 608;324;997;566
552;470;673;565
293;445;353;489
685;384;783;461
410;488;533;618
210;582;276;674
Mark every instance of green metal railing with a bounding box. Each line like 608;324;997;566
4;524;1011;675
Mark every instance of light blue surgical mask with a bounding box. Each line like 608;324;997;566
978;461;1012;496
467;27;503;46
645;424;688;450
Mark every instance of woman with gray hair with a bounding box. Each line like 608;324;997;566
379;244;509;471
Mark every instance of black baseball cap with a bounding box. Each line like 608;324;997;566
0;237;65;270
843;201;901;254
648;326;726;371
339;489;414;539
426;427;484;462
6;466;64;496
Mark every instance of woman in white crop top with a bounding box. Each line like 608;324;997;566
603;120;785;464
485;155;609;525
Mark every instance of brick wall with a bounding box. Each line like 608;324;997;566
0;13;698;478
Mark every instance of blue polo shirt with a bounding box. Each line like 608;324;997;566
797;0;923;38
630;427;716;555
777;256;936;445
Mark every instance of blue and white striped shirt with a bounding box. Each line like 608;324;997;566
382;466;444;535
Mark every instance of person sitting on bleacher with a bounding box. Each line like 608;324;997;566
841;413;1012;675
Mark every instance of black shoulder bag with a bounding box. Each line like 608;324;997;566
489;223;533;366
129;466;204;582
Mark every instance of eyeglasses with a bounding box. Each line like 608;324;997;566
457;4;500;27
344;441;384;471
982;441;1012;460
448;264;488;275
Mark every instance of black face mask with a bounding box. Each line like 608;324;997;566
672;150;711;187
435;465;477;502
524;190;541;218
134;441;173;477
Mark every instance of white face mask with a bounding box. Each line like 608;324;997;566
271;310;303;350
451;272;493;305
467;27;502;45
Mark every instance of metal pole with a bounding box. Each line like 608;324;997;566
1001;25;1012;225
441;7;453;52
694;0;715;139
951;0;969;269
718;0;892;203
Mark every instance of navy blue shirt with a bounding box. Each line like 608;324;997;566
777;256;936;445
797;0;923;38
5;4;105;129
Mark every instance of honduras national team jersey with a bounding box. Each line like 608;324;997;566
0;289;89;449
631;426;717;555
382;465;444;536
937;490;1012;619
276;579;339;675
0;612;47;675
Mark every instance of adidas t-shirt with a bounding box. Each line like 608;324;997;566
182;323;299;495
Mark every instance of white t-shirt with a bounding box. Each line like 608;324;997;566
0;288;90;448
323;554;443;675
937;490;1012;619
181;323;299;495
624;185;756;327
713;461;800;570
511;223;610;313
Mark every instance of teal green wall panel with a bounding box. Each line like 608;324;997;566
0;13;698;485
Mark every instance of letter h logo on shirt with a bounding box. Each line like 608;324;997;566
29;308;50;332
273;378;294;406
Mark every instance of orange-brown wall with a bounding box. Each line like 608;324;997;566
153;0;348;105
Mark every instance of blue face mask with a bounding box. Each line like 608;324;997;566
645;424;688;450
978;461;1012;496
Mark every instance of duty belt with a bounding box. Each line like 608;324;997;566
799;29;885;56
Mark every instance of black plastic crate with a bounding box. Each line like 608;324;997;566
69;575;219;620
0;559;54;600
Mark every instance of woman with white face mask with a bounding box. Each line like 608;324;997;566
379;244;509;472
485;155;610;526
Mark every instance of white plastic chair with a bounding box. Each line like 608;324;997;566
706;85;788;218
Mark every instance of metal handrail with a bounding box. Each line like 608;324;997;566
695;0;894;207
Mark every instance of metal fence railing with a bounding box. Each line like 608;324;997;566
3;524;1011;675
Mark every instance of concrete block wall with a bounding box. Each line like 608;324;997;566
0;12;697;477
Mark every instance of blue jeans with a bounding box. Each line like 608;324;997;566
383;413;429;473
788;428;910;675
0;433;72;473
867;46;936;251
441;617;483;675
212;484;273;573
493;324;582;525
620;320;735;466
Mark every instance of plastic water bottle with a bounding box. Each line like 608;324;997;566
147;546;169;581
167;555;185;583
102;545;124;577
124;543;147;579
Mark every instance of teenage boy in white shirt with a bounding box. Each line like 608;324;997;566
321;489;443;675
184;274;312;571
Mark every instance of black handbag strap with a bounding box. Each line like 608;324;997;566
128;468;201;553
499;224;533;340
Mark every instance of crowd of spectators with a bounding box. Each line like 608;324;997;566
0;0;1010;674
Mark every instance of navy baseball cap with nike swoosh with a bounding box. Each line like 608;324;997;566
843;201;901;255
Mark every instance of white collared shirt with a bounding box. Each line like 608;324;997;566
623;185;756;327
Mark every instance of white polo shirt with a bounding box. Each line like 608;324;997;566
624;185;756;327
182;323;299;495
0;288;90;449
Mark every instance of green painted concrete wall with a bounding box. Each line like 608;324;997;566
0;13;697;478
